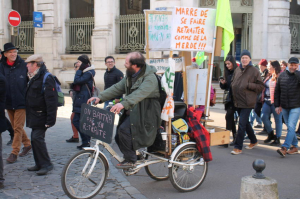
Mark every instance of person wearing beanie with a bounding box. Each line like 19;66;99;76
230;50;264;155
72;54;95;150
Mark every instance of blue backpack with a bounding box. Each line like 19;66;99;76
42;72;65;107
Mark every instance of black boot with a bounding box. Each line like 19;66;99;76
270;137;280;146
264;131;276;143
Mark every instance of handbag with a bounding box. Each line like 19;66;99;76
223;90;231;104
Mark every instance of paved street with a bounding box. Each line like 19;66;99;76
0;97;146;199
0;96;299;199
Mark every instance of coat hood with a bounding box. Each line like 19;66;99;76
83;65;95;73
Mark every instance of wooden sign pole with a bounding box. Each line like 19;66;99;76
193;74;199;109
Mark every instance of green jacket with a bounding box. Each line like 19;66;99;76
98;64;161;150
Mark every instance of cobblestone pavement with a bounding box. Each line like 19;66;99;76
0;97;147;199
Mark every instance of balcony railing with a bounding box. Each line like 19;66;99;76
115;14;145;53
66;17;94;54
12;21;34;54
290;14;300;54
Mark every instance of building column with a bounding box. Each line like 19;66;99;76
267;0;290;61
92;0;119;70
0;0;13;48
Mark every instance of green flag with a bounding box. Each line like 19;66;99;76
195;51;207;66
215;0;234;60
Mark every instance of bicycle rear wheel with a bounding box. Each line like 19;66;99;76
145;153;169;181
61;150;109;199
169;144;208;192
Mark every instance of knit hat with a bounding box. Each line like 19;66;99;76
258;59;268;66
241;50;251;59
77;55;90;65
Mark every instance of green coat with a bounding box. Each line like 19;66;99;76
98;64;161;150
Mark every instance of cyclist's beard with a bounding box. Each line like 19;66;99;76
126;66;136;77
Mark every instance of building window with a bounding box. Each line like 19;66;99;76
12;0;33;21
70;0;94;18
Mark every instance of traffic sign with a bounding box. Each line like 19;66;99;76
34;22;43;28
33;12;43;23
8;10;21;27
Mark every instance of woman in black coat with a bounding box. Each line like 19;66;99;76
219;55;238;145
72;55;95;150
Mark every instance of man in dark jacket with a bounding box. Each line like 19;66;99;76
25;54;58;175
275;57;300;157
88;52;161;169
0;72;7;188
0;43;31;163
104;56;124;109
231;50;264;155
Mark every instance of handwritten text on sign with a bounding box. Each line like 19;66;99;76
145;11;172;51
146;57;184;74
79;104;115;144
170;7;216;52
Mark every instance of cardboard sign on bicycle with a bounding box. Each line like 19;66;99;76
80;103;115;144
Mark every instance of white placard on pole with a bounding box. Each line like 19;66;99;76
146;57;184;73
186;69;208;106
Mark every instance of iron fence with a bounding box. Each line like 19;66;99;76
290;14;300;54
116;14;145;53
66;17;94;54
12;21;34;54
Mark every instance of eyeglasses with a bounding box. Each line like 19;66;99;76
106;61;114;64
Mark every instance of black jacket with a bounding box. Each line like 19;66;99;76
26;65;58;128
73;66;95;113
220;69;235;110
0;73;7;132
274;70;300;109
104;66;124;100
0;55;28;110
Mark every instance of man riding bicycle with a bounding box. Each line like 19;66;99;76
87;52;161;169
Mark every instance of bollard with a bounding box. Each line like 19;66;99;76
240;159;279;199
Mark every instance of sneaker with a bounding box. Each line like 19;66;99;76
254;124;263;128
245;142;258;149
257;130;267;135
229;141;235;146
66;136;79;143
27;165;41;171
77;143;90;150
6;138;13;146
116;160;136;169
36;164;54;176
231;148;242;155
287;146;299;155
19;145;32;157
277;147;287;157
6;153;17;164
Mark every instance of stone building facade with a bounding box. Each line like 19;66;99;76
0;0;299;88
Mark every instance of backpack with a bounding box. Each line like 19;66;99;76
42;72;65;107
154;73;167;111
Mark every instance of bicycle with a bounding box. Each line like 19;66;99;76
61;102;208;199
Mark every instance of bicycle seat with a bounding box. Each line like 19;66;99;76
173;101;187;120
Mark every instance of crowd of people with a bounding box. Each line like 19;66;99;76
220;50;300;157
0;41;299;190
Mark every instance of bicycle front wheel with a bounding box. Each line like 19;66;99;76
61;150;109;199
169;144;208;192
145;153;169;181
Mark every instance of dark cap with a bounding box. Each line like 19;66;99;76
288;57;299;64
241;50;251;59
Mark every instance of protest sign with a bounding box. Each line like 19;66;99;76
186;69;208;105
170;7;216;52
80;104;115;144
145;10;172;51
146;57;184;73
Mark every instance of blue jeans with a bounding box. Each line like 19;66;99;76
281;108;300;149
249;109;262;126
73;113;91;145
261;101;282;137
235;108;257;150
